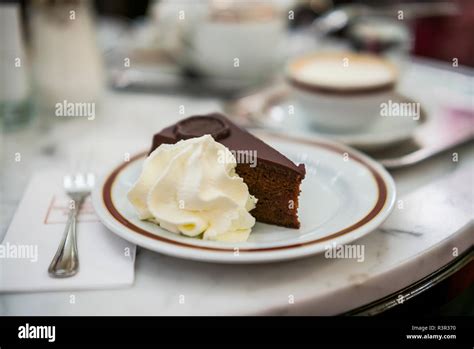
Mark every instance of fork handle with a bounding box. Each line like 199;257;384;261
48;200;82;278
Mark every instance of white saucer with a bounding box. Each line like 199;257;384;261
92;131;396;263
248;92;427;151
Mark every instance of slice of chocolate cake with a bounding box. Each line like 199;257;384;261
149;113;306;228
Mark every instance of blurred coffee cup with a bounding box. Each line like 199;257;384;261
154;0;287;81
287;52;398;132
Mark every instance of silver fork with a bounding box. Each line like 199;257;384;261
48;173;95;278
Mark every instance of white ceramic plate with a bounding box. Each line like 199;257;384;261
92;132;396;263
249;92;427;151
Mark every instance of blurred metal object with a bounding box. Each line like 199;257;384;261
313;2;460;36
223;82;288;127
313;4;369;35
48;172;95;278
109;65;268;98
347;16;411;70
379;130;474;170
348;16;410;53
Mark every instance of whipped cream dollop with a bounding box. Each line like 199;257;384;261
128;135;257;242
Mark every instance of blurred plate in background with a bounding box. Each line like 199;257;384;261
225;85;427;151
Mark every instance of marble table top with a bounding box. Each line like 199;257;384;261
0;59;473;315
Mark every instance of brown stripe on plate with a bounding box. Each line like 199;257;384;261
287;76;395;95
102;134;388;253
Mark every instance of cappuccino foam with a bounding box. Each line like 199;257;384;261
290;54;396;91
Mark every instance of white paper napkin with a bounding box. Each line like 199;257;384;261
0;171;136;292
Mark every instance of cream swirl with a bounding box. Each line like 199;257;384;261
127;135;257;242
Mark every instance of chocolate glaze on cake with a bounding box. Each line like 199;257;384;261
149;113;306;228
174;116;230;141
150;114;305;176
